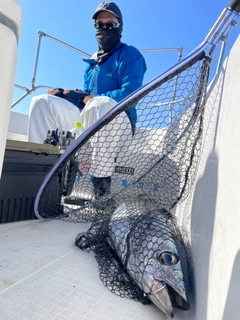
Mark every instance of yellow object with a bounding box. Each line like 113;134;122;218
75;121;82;129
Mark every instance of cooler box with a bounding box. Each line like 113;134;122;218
0;0;22;177
0;140;60;223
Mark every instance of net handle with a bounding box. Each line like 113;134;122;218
229;0;240;12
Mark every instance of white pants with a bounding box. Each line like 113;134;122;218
28;95;81;143
28;95;132;177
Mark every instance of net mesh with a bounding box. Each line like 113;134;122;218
75;198;189;306
36;53;210;307
37;53;210;219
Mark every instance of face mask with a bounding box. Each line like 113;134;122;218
95;27;122;52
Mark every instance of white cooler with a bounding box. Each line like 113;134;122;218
0;0;22;177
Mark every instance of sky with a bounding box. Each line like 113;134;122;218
12;0;240;115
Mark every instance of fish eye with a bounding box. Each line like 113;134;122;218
158;251;179;265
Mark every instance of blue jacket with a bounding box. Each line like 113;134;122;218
83;42;147;122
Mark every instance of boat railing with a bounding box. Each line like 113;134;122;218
11;30;183;109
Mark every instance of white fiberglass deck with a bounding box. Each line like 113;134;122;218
0;219;169;320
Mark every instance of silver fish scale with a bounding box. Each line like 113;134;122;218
75;198;188;310
108;207;178;282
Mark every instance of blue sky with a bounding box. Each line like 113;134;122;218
13;0;240;114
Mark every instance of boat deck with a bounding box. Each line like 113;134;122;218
0;219;171;320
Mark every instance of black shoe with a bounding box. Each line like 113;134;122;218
92;177;117;212
64;196;89;206
92;176;111;199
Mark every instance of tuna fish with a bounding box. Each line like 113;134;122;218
107;199;190;318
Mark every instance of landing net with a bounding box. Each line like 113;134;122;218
36;52;210;307
37;52;210;221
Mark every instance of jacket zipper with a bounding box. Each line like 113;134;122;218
92;65;97;96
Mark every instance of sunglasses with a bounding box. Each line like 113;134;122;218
94;21;120;30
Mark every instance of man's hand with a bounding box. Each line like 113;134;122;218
47;88;91;109
48;89;93;105
48;88;73;96
48;88;64;96
83;95;94;105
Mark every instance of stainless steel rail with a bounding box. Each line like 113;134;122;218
12;30;182;108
